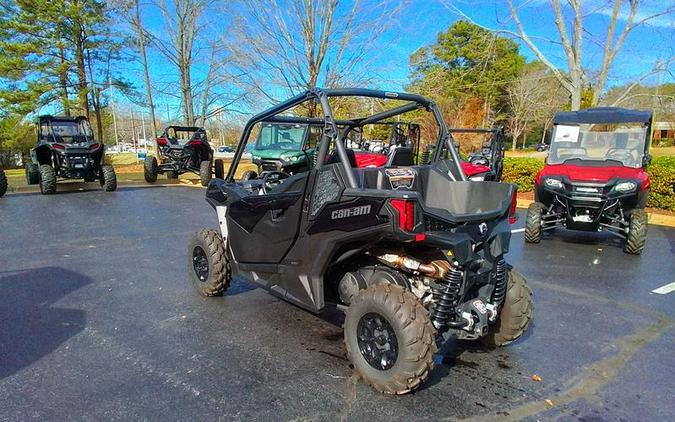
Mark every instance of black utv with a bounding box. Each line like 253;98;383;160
144;126;223;186
187;89;533;395
25;115;116;194
0;168;7;197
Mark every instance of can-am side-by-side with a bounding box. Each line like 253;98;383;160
187;88;532;394
525;107;652;254
25;115;116;194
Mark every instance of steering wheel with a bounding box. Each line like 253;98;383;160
261;171;291;194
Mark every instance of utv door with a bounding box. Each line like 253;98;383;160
226;172;309;263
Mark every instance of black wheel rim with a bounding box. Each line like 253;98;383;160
356;312;398;371
192;246;209;282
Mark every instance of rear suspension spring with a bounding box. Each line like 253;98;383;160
430;263;463;330
491;258;507;305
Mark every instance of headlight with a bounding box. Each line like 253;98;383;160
282;155;299;162
614;181;636;192
544;178;564;189
469;174;485;181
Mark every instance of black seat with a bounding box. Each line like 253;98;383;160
327;148;357;168
387;147;414;166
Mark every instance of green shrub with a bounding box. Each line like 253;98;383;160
647;156;675;211
502;156;675;211
502;157;545;192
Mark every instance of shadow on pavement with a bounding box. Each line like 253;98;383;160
0;267;92;379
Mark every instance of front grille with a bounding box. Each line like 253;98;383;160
65;154;91;169
261;162;279;172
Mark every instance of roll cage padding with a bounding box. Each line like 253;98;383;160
387;147;414;166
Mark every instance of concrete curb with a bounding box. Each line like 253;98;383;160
6;178;204;194
517;198;675;228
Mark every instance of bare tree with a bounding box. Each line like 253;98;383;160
153;0;213;125
442;0;675;110
231;0;403;115
507;64;567;150
132;0;159;137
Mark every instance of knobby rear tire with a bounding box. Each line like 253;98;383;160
144;156;158;183
344;283;437;395
481;269;533;347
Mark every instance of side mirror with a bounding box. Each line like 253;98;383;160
642;154;652;167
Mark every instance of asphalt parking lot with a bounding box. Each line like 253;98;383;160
1;187;674;421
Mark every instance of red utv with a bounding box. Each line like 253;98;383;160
524;107;652;254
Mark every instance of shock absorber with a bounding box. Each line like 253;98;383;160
430;263;463;330
420;149;430;165
490;258;507;305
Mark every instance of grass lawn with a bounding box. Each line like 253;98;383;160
651;146;675;157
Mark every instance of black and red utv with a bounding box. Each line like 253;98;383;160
525;107;652;254
25;115;116;195
187;88;532;395
144;126;223;186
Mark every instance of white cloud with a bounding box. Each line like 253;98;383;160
589;0;675;28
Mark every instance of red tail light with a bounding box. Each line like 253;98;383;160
89;143;100;150
391;199;416;232
157;137;168;146
188;140;202;147
509;190;518;224
53;143;65;151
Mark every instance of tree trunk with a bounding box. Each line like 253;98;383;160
521;123;527;149
541;120;550;144
74;24;90;118
179;58;194;125
85;47;104;142
135;0;158;138
57;32;70;116
93;89;104;142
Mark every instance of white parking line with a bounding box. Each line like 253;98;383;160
652;282;675;295
511;228;526;233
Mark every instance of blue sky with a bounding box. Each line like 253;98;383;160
377;0;674;90
112;0;675;117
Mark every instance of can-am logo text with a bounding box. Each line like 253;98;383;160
331;205;372;220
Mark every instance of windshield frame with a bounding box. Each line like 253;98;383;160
254;123;308;152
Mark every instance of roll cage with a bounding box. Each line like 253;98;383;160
37;115;94;144
226;88;466;187
549;107;653;166
161;126;207;143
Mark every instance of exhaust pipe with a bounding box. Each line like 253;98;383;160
376;254;450;279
